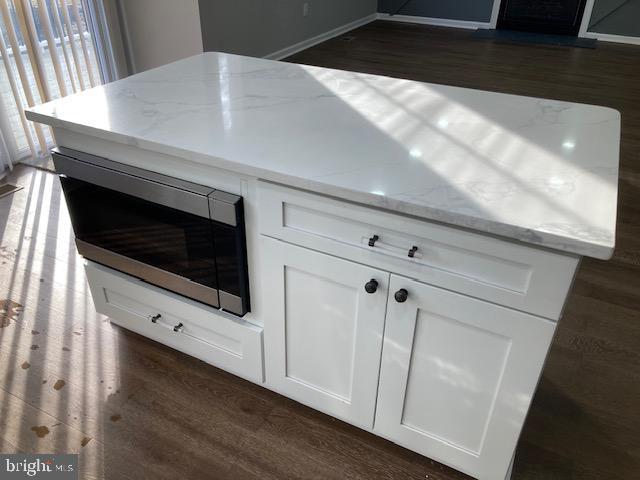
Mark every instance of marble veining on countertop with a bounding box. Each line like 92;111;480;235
26;52;620;259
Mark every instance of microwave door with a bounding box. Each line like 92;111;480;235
53;148;222;310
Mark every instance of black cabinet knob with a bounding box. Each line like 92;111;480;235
408;246;418;258
368;235;380;247
364;279;379;294
150;314;161;323
394;289;408;303
173;322;184;333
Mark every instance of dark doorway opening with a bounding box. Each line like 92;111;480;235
497;0;589;36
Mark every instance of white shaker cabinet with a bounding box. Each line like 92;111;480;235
256;181;575;480
375;275;556;480
261;236;389;429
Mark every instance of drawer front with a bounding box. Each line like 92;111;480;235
85;261;263;383
257;182;579;320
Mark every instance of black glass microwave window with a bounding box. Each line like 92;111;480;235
61;176;219;291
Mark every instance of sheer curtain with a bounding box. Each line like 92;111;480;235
0;106;13;176
0;0;107;174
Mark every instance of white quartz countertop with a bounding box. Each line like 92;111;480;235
26;52;620;259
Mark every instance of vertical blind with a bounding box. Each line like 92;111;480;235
0;0;103;172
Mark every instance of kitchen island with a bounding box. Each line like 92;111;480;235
26;52;620;480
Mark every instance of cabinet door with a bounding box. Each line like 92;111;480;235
375;275;556;480
262;236;389;429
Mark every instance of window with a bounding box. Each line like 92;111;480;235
0;0;107;170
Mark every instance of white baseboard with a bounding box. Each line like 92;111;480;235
261;9;640;56
580;31;640;46
377;13;492;30
264;13;378;61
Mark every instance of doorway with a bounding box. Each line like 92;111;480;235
497;0;589;35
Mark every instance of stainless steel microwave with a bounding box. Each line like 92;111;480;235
53;147;250;316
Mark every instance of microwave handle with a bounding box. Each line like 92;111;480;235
52;150;212;219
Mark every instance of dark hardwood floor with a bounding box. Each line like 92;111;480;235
1;20;639;479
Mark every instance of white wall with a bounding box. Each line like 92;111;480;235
118;0;203;73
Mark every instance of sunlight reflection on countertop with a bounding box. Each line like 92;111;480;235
25;52;620;259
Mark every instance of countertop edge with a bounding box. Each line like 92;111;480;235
26;111;614;260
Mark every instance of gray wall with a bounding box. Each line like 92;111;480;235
378;0;494;23
589;0;628;24
589;0;640;37
198;0;377;58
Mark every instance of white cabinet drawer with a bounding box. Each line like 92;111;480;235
85;261;263;383
257;182;579;320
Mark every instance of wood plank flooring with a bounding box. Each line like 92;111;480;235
1;20;639;479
